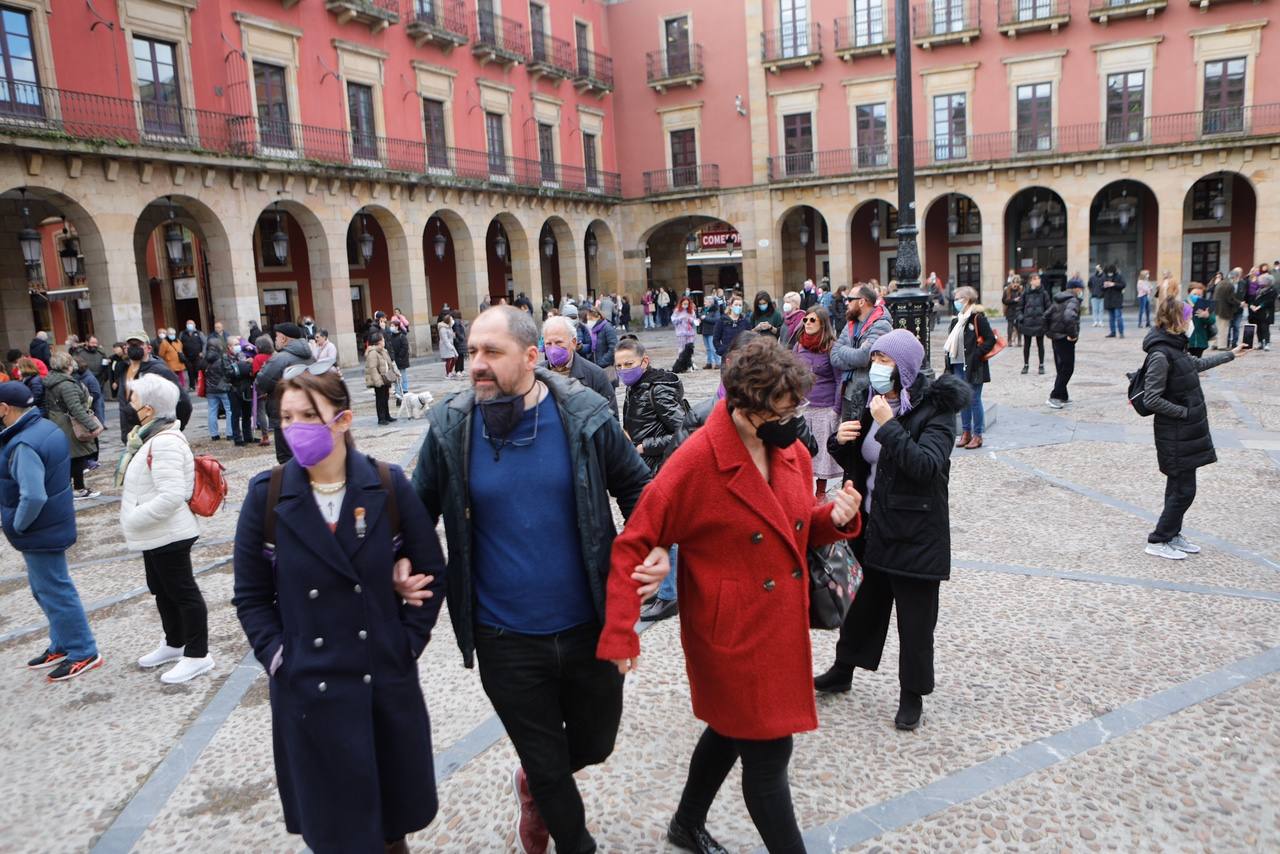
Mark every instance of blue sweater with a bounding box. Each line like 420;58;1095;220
0;409;76;551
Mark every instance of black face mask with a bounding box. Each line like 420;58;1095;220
127;344;145;362
477;391;526;440
756;416;801;449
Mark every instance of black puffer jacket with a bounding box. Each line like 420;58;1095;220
1018;286;1052;336
386;329;411;370
622;368;686;471
1102;271;1127;310
1141;327;1233;476
827;372;971;581
1047;291;1081;340
684;397;819;458
200;347;233;394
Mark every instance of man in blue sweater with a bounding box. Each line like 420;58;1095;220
0;382;101;681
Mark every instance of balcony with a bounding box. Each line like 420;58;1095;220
911;1;981;48
574;47;614;95
405;0;468;50
760;103;1280;183
834;11;895;59
642;164;719;196
997;0;1070;35
474;11;525;66
646;45;704;93
762;23;823;72
528;33;576;81
326;0;400;34
1088;0;1168;23
0;83;621;199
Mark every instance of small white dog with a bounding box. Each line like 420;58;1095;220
397;390;434;420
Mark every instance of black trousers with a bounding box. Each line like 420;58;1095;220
374;385;392;423
1022;333;1045;366
1050;337;1075;402
229;393;252;443
1257;319;1272;346
70;455;90;490
675;727;804;854
186;364;199;389
268;402;291;463
475;622;623;854
835;567;940;696
142;537;207;658
1150;468;1197;543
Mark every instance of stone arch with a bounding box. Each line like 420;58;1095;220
585;218;619;297
848;198;897;285
1088;180;1158;301
640;214;745;301
1004;187;1068;292
249;199;331;338
424;208;474;320
538;215;581;304
484;212;530;304
1180;170;1256;280
776;204;831;293
920;192;983;292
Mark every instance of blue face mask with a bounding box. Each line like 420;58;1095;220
869;362;896;394
953;299;965;312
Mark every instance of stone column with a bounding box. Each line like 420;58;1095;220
208;225;265;341
310;224;358;366
390;219;432;356
1155;184;1185;283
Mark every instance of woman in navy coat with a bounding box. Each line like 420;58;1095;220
233;365;446;853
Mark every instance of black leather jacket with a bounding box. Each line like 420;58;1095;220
684;397;819;458
622;369;686;470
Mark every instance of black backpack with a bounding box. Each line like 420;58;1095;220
1127;344;1177;417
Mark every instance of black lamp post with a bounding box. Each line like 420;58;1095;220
163;197;185;268
433;219;448;261
884;0;932;367
17;189;42;282
59;221;80;283
585;228;598;259
270;202;289;265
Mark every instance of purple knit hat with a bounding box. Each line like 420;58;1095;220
867;328;925;413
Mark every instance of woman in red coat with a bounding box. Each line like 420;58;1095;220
598;336;861;854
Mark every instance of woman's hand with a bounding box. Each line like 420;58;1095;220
835;419;862;445
610;657;639;675
632;546;670;599
393;558;436;607
829;481;862;529
869;395;894;425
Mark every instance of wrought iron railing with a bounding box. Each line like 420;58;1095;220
575;46;614;89
1088;0;1168;12
911;0;981;37
997;0;1069;25
0;83;621;196
529;32;576;76
762;22;822;62
475;10;526;59
642;164;719;195
646;44;704;83
408;0;468;40
764;103;1280;181
834;8;895;52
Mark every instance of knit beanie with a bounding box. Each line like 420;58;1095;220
868;329;925;413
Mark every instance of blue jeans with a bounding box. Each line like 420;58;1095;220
206;392;233;438
1229;312;1243;348
1137;295;1151;326
25;550;97;660
1090;297;1105;322
1109;307;1125;336
702;334;721;367
658;545;678;601
950;364;985;435
398;367;410;396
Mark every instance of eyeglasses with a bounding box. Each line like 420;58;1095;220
803;317;821;324
283;358;337;380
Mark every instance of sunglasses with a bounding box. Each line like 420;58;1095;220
803;317;821;324
283;358;337;381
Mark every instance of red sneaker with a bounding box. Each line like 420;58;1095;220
512;766;549;854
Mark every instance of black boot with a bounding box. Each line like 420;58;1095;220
814;664;853;694
668;818;728;854
894;689;923;731
1021;364;1029;375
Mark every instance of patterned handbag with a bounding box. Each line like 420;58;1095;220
808;540;863;630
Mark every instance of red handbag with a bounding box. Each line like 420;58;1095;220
195;370;206;397
973;314;1007;361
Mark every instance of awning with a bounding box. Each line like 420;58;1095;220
30;287;89;301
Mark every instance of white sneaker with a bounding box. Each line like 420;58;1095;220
73;489;100;500
160;655;214;684
1145;542;1187;561
1168;534;1202;554
137;643;184;668
1046;398;1065;410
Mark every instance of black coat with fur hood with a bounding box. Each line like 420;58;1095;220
827;372;971;581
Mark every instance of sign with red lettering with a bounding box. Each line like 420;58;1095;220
699;230;740;250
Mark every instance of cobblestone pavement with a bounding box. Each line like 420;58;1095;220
2;313;1277;852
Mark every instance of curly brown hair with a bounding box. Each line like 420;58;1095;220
722;335;813;417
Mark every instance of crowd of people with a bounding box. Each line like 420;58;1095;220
1;253;1268;851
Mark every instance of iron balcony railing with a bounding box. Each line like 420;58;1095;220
529;32;576;77
1088;0;1169;14
476;10;526;59
764;103;1280;181
911;0;981;38
997;0;1069;25
762;22;822;62
834;8;895;52
646;44;704;83
642;164;719;195
0;83;621;197
575;46;614;90
408;0;468;41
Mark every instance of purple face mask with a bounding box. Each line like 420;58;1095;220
283;413;347;468
545;344;571;368
617;365;646;386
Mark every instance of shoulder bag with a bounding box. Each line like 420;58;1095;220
808;540;863;630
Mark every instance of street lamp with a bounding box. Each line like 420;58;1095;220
585;228;598;259
685;230;698;255
433;221;448;261
358;213;375;264
59;221;80;282
724;231;737;255
1027;198;1044;234
163;197;185;268
947;197;960;237
270;202;289;265
869;213;880;243
1211;187;1226;222
16;189;42;275
494;226;507;261
798;220;810;247
542;231;555;258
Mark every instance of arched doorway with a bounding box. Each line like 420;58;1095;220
850;199;897;285
778;205;830;291
0;187;112;351
1089;180;1157;302
133;195;233;341
345;209;391;349
584;219;619;302
1005;188;1067;293
923;193;982;295
485;214;529;304
252;202;317;332
538;216;577;305
640;215;743;308
1181;172;1256;284
424;211;468;319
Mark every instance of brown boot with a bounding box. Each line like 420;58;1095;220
956;431;971;448
965;434;984;450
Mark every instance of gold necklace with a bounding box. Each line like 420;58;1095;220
310;479;346;495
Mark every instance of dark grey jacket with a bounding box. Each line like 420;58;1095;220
253;338;313;405
830;309;894;420
412;368;651;667
1142;327;1233;475
541;352;618;418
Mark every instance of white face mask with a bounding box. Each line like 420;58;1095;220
782;302;794;313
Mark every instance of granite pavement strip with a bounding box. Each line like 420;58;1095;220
2;312;1277;851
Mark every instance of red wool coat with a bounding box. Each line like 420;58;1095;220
597;401;860;740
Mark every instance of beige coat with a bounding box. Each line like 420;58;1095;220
363;345;398;388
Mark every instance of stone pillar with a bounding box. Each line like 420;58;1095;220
826;215;851;292
979;208;1006;307
208;226;265;341
1065;194;1092;296
311;225;358;366
1155;185;1185;283
390;219;432;356
454;220;488;319
88;225;148;349
649;236;685;297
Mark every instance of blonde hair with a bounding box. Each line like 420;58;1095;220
1155;297;1187;333
1157;278;1180;301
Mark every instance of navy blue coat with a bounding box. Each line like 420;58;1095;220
232;453;447;853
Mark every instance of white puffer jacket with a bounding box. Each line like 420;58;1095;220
119;424;200;552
